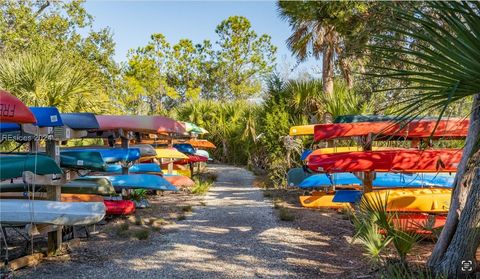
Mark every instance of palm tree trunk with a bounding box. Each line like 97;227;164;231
322;42;334;95
428;94;480;277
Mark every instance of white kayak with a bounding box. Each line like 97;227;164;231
0;200;106;226
195;149;211;161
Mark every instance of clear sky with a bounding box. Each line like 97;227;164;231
83;1;319;77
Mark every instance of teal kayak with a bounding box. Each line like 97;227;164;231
62;148;141;163
106;163;162;173
60;151;107;171
0;154;62;180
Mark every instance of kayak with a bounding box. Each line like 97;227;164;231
175;154;208;165
0;192;103;202
195;149;211;160
152;148;188;159
333;115;438;123
305;146;387;161
106;163;162;173
62;148;141;163
287;167;314;187
173;143;196;155
187;139;216;149
391;213;446;235
129;144;157;157
60;151;107;171
298;172;454;189
363;188;451;213
0;199;105;226
0;154;63;180
184;122;208;134
60;113;100;130
87;174;178;191
163;174;195;187
0;90;36;123
314;119;468;141
299;193;352;209
307;149;461;173
104;200;135;215
95;115;186;135
289;125;315;136
29;107;63;127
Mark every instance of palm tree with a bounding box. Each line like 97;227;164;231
0;50;109;113
277;1;337;95
368;2;480;277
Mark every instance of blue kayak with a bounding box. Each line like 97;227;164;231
60;113;99;130
106;163;161;173
87;174;177;191
298;172;454;189
0;107;63;132
63;148;141;163
173;143;196;155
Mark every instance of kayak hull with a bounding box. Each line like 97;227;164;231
299;193;351;209
104;200;135;215
0;200;105;226
307;149;461;173
164;175;195;187
0;90;36;123
0;154;63;180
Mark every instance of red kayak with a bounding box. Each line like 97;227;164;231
391;214;446;235
307;149;461;173
314;119;468;142
174;155;208;165
95;115;186;135
0;90;36;123
104;200;135;215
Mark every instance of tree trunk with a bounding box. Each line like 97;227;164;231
339;57;353;89
428;94;480;277
322;40;334;95
222;139;228;162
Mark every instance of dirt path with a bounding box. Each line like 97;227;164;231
17;165;368;278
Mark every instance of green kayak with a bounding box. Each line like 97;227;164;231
60;151;107;171
0;154;62;180
0;177;116;195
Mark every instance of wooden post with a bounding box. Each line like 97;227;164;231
121;137;129;175
167;138;173;175
362;134;374;193
45;139;62;256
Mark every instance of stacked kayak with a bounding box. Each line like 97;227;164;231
86;174;177;192
0;154;63;180
103;200;136;215
106;163;162;174
0;200;105;226
163;174;195;187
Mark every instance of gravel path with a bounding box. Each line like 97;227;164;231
17;164;364;278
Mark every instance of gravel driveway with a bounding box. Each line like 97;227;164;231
17;164;365;278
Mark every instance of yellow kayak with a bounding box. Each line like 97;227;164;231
299;192;352;209
364;188;451;213
289;125;315;136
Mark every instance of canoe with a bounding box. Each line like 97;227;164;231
62;148;141;163
104;200;135;215
391;213;446;235
298;172;454;189
60;151;106;171
307;149;461;173
287;167;314;187
0;199;105;226
187;139;216;149
0;154;62;180
0;90;36;123
289;125;315;136
106;163;162;173
60;113;99;130
314;119;468;141
63;177;117;195
88;174;178;191
0;192;103;202
173;143;196;155
163;174;195;187
299;193;352;209
95;115;186;135
0;178;117;196
363;188;451;213
175;154;208;165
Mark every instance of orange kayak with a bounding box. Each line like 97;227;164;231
299;192;351;209
164;175;195;187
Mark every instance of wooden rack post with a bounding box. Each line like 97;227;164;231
167;137;173;175
45;139;62;256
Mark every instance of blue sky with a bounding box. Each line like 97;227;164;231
84;1;319;77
